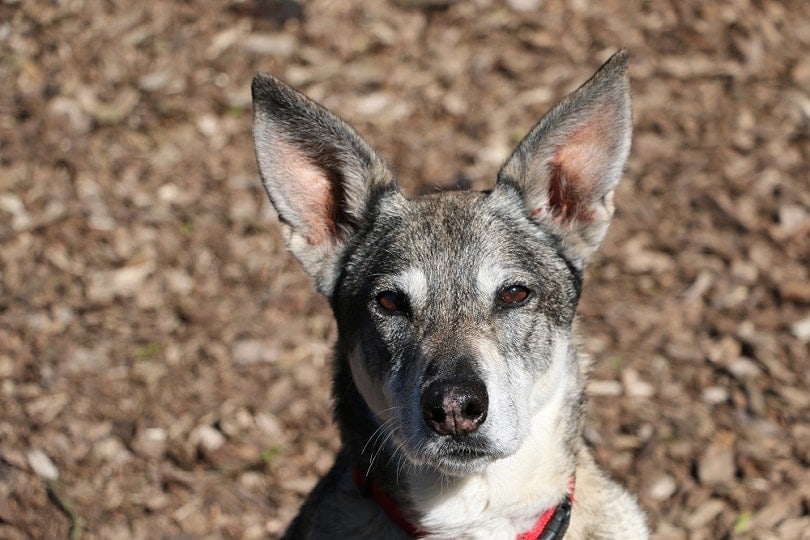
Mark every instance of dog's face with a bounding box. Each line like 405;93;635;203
252;51;631;476
333;189;581;474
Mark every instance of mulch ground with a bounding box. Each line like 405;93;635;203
1;0;808;538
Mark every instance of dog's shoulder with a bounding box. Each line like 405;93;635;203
283;452;410;540
566;451;649;539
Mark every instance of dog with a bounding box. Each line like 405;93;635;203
252;50;649;539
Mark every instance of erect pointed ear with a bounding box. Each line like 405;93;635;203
252;73;397;295
495;50;632;269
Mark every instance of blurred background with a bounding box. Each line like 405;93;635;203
1;0;808;537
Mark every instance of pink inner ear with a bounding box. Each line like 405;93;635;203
276;141;338;245
547;144;596;224
544;110;615;225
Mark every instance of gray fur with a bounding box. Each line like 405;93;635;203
253;50;648;539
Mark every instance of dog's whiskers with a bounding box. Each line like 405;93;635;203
360;410;402;457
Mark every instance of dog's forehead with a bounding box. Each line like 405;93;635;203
364;189;566;286
379;191;511;263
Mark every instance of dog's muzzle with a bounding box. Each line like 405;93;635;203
420;377;488;438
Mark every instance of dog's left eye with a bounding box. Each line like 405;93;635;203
498;285;532;307
376;290;409;315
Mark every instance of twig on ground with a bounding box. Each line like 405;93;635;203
46;478;84;540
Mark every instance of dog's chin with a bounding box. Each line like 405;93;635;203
431;453;494;476
404;438;504;476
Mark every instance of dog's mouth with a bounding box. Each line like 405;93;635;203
419;438;504;475
389;424;503;475
443;443;491;459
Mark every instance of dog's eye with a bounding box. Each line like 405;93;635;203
498;285;531;307
376;290;409;315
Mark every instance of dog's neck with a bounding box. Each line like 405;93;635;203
334;346;584;538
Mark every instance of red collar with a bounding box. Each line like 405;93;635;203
352;467;575;539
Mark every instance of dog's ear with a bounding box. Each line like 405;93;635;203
496;50;632;268
252;74;397;294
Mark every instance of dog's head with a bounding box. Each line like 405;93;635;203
252;51;631;476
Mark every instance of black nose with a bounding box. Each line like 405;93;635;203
421;378;489;438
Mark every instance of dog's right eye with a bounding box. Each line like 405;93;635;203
497;285;532;307
375;290;409;315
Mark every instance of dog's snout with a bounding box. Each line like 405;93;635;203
421;378;488;438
